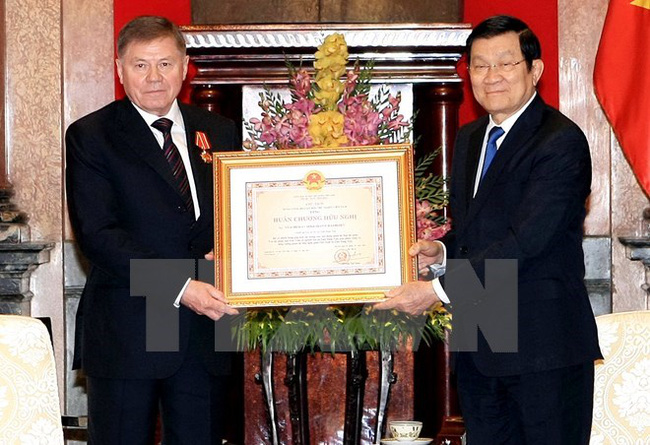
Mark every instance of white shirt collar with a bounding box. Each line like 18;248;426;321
486;91;537;136
131;100;185;131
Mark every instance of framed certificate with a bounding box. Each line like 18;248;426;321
213;144;417;307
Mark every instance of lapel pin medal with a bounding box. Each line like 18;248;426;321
195;131;212;163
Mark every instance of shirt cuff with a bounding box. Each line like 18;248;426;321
429;241;449;304
431;277;450;304
174;277;192;308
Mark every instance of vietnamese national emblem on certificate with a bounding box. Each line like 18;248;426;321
303;170;326;190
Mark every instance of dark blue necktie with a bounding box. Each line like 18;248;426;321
481;126;505;179
151;118;194;214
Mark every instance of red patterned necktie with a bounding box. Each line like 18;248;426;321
151;118;194;214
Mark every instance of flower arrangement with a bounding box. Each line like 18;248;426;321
414;150;452;241
236;33;451;353
243;33;411;151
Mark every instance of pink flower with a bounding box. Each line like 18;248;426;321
416;200;434;219
343;67;360;98
420;221;452;241
289;125;313;148
389;93;401;108
286;98;316;116
381;106;394;120
282;98;316;148
260;130;277;145
291;69;312;99
249;117;262;131
379;93;405;121
416;206;451;241
340;95;381;146
273;115;292;146
387;114;409;131
254;114;279;145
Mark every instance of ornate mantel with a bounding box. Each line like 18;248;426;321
182;24;470;82
180;23;471;445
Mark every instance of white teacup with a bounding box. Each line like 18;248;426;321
388;420;423;441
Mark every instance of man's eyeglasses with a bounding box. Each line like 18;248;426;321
468;59;526;75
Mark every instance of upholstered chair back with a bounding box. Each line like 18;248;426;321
590;310;650;444
0;315;63;444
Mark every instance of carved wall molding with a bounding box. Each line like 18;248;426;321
184;24;470;50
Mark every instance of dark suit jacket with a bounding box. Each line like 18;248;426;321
444;94;602;376
66;99;237;379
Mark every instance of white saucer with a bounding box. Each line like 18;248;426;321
380;438;433;445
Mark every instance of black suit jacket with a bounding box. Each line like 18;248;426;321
66;99;237;379
444;95;602;376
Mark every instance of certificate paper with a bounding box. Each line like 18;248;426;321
249;175;385;278
213;145;417;307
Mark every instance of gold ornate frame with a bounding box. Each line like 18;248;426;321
213;144;417;307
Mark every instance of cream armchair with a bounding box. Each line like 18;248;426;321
591;310;650;444
0;315;64;444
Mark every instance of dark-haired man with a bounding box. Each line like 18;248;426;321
377;15;601;444
66;15;238;444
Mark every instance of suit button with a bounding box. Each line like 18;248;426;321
176;205;186;213
460;246;469;254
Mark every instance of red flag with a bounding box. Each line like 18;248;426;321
594;0;650;197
